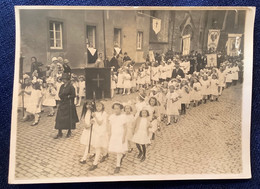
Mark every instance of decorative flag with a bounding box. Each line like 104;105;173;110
207;29;220;52
152;18;161;34
226;33;242;56
114;47;121;55
87;47;97;56
206;54;217;67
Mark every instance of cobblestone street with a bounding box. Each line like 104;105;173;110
14;84;242;180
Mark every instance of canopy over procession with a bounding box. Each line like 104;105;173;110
18;9;245;174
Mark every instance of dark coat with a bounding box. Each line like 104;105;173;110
109;57;120;71
63;64;71;74
55;82;79;130
171;68;185;78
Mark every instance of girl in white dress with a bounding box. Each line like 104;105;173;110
232;63;239;85
159;61;167;82
117;68;124;94
88;101;109;171
108;102;128;174
180;79;190;115
200;75;211;103
79;101;95;164
147;97;159;140
111;71;117;98
151;63;159;86
55;77;63;105
77;75;85;106
132;107;151;162
124;103;135;153
225;64;233;88
192;77;202;107
123;68;131;95
166;84;180;125
42;78;56;116
210;74;219;101
138;67;146;89
218;66;226;95
144;66;151;89
71;77;79;105
131;68;137;93
26;80;43;126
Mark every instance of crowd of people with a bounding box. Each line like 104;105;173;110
18;51;244;174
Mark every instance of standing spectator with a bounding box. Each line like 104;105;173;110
31;57;43;78
54;73;79;139
63;59;71;75
109;53;120;72
123;52;131;62
171;61;185;78
94;53;104;68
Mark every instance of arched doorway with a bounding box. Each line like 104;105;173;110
182;24;193;55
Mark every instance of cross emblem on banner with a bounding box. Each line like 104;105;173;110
92;73;104;88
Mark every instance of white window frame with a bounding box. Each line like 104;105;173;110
49;21;63;50
86;25;96;48
137;31;143;50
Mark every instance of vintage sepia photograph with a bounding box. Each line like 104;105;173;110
9;6;254;184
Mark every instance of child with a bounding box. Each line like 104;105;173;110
42;78;56;116
180;79;190;115
166;84;180;125
55;76;63;105
192;77;202;106
124;102;135;153
138;67;145;89
26;79;43;126
79;100;95;164
19;75;32;121
111;71;117;98
157;87;167;122
117;68;124;94
200;74;210;103
71;76;79;105
132;107;151;162
134;93;147;119
88;101;109;171
151;63;159;86
210;74;219;101
77;75;85;106
218;66;226;95
147;97;159;140
108;102;128;174
123;68;131;95
144;66;151;89
130;67;137;93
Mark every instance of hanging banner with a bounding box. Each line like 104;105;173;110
152;18;161;34
87;47;97;56
226;33;242;56
207;29;220;52
114;47;121;55
206;54;217;67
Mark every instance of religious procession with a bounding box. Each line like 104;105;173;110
15;9;245;177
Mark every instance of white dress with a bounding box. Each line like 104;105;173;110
145;68;151;84
78;81;85;97
139;71;146;85
26;89;42;114
226;68;233;83
131;72;137;88
200;80;210;96
218;72;226;87
181;86;190;104
80;110;91;145
125;114;135;140
132;118;151;145
55;82;63;101
24;85;32;109
193;82;202;101
117;73;124;88
108;114;128;153
91;111;109;149
160;65;167;80
210;79;219;96
42;86;56;107
111;75;117;90
232;66;239;81
123;73;132;88
151;66;159;81
166;92;179;115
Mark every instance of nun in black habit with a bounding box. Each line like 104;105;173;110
54;73;79;139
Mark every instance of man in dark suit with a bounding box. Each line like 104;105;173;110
109;53;120;72
171;61;185;78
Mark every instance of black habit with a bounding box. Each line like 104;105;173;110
55;82;79;130
171;68;185;78
109;56;120;71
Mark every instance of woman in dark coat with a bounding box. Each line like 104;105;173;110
54;73;79;139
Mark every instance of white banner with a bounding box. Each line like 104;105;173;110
114;47;121;55
152;18;161;34
207;29;220;52
206;54;217;67
227;33;242;56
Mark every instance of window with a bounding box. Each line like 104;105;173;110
49;21;63;50
114;28;121;48
137;31;143;50
182;35;190;55
86;25;96;48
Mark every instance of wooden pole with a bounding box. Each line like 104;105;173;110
102;10;107;67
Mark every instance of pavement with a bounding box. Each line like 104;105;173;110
14;84;242;180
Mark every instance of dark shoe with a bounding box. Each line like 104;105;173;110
66;131;71;138
114;167;120;174
140;156;146;162
120;154;126;165
79;159;86;164
88;164;98;171
137;152;143;159
54;133;62;139
100;154;109;163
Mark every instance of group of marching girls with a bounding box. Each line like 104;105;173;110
78;55;243;174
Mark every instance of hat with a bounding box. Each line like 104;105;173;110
57;57;63;62
61;73;71;80
64;59;69;64
52;57;58;62
23;74;30;80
